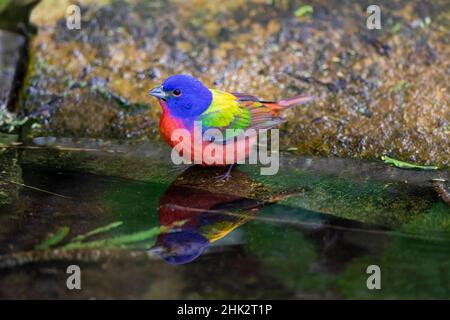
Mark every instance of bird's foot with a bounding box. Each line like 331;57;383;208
215;165;235;182
216;171;232;182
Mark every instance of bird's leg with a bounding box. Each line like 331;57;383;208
216;164;235;182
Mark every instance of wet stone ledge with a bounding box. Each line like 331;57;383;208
18;0;450;166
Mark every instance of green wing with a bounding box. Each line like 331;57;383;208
199;89;283;142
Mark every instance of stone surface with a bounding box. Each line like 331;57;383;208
0;30;25;111
20;0;450;166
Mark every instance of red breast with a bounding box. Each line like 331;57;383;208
159;103;256;166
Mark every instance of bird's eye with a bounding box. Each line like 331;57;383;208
173;89;182;97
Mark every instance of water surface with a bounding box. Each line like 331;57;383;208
0;139;448;299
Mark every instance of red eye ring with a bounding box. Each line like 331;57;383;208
173;89;182;96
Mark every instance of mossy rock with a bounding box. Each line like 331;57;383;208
18;0;449;166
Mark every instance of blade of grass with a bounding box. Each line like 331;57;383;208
0;145;125;153
71;221;124;243
1;179;72;198
35;226;70;250
63;226;163;250
381;155;439;170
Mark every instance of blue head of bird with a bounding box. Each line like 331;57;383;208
149;74;212;118
150;230;209;265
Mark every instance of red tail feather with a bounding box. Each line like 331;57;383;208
264;95;314;116
278;95;314;107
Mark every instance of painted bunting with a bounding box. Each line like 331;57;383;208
149;74;313;179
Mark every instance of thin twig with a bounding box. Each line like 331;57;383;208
0;145;124;153
163;204;450;243
1;179;72;199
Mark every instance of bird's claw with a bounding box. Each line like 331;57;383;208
215;164;235;182
216;172;232;182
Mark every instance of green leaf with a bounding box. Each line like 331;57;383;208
36;226;70;250
294;5;313;18
381;155;439;170
71;221;124;243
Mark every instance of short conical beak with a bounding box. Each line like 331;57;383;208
148;85;166;100
147;245;166;256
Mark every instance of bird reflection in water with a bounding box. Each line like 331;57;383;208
150;166;267;264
